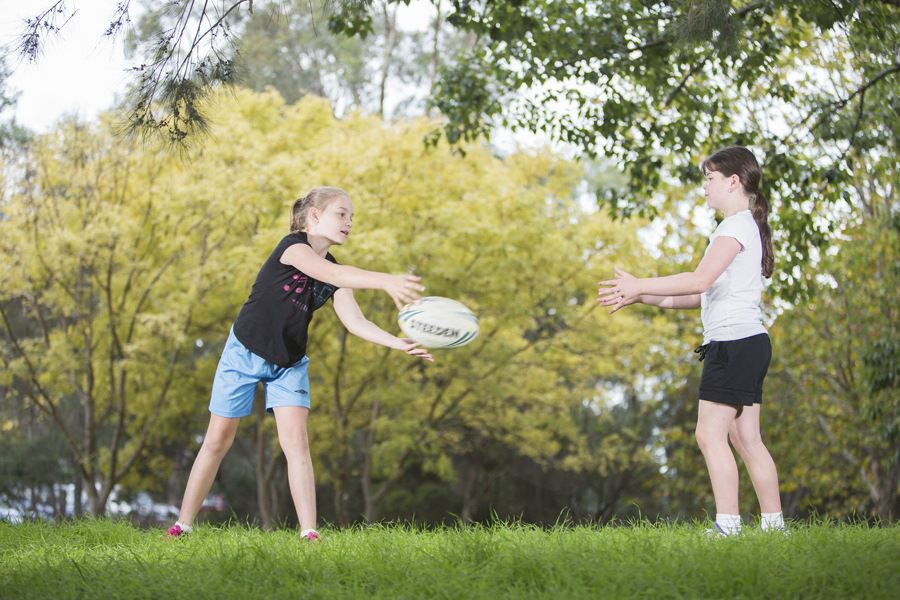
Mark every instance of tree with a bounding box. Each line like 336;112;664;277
387;0;897;299
763;212;898;520
0;393;74;518
229;0;372;109
0;58;29;151
0;115;268;514
6;82;895;524
0;84;671;524
16;1;898;301
237;103;678;524
143;87;681;525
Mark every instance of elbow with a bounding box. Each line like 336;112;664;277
317;264;344;287
341;320;361;337
694;273;714;294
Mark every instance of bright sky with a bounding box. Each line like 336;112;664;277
0;0;443;134
1;0;137;133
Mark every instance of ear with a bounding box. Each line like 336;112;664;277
729;174;740;191
308;206;320;224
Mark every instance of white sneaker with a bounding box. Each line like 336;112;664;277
704;522;737;537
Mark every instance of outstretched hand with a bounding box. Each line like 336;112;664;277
384;274;425;309
394;338;434;362
597;267;642;314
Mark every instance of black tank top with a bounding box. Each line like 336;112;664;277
232;232;339;367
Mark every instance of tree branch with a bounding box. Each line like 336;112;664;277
814;413;880;502
789;62;900;145
662;49;713;108
0;303;83;464
118;310;191;481
17;1;75;62
125;250;178;344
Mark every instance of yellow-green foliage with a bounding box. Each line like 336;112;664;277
765;217;899;520
0;88;678;515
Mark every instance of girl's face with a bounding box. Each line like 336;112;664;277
309;197;354;245
703;169;737;210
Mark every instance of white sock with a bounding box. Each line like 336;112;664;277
175;521;193;533
715;513;742;535
300;528;318;537
761;512;784;531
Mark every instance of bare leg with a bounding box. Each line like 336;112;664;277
696;400;740;514
728;404;782;513
272;406;316;531
176;415;240;526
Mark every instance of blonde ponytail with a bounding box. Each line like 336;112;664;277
290;186;350;232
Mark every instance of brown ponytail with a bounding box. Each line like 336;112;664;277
750;189;774;278
702;146;775;278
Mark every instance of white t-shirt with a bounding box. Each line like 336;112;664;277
700;210;767;343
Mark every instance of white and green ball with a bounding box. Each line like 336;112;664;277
398;296;479;348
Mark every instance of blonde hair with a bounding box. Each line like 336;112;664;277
290;186;350;232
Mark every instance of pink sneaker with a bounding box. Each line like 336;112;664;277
165;523;191;539
301;529;320;542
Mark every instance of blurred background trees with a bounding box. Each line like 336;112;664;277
18;1;897;298
2;0;897;523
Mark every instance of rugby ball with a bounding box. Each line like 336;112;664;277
398;296;479;348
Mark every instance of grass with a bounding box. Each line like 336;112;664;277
1;519;898;599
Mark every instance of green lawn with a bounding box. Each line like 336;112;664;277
1;520;897;599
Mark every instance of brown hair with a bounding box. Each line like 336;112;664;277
290;186;350;233
702;146;774;278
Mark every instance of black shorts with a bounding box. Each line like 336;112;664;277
697;333;771;406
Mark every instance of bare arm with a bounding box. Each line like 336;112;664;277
634;236;742;296
281;243;423;309
596;290;700;313
332;288;433;361
598;236;741;314
640;294;701;309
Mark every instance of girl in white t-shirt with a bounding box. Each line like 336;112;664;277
598;146;784;536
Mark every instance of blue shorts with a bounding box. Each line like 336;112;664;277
209;329;311;418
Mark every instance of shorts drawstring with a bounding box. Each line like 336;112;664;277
694;343;711;362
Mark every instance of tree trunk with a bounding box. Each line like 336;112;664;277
332;331;351;527
378;1;397;118
429;1;442;99
360;396;381;522
85;479;105;516
73;466;84;517
873;464;898;521
48;484;60;519
461;463;480;523
333;472;349;527
362;485;377;523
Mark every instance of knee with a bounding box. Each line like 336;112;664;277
695;427;725;454
735;430;763;451
278;432;310;459
201;430;235;456
694;427;710;452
